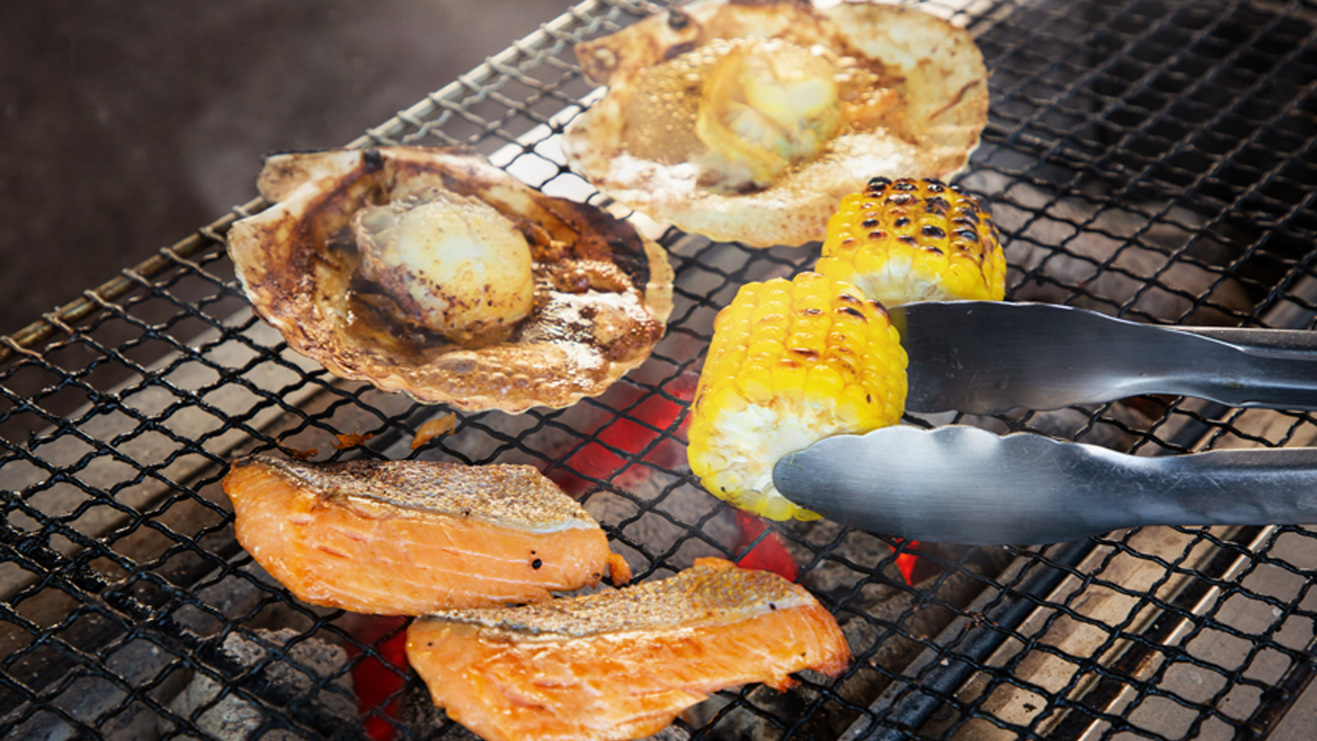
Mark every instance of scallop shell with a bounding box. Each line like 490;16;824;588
562;0;990;248
226;146;674;412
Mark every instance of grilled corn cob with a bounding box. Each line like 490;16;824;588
816;177;1006;307
687;272;907;521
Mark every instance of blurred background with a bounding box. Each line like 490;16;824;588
0;0;574;337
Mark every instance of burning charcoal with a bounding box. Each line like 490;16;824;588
793;519;914;601
681;687;808;741
802;546;1014;739
585;479;742;570
170;628;355;740
4;675;167;741
171;565;270;637
401;682;485;741
645;725;694;740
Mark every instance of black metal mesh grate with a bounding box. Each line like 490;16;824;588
4;0;1317;738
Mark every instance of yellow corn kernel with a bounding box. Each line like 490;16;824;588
817;177;1007;307
686;272;908;521
804;364;846;404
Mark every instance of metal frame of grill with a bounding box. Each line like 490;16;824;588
4;0;1317;738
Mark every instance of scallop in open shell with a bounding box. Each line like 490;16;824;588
562;0;990;248
226;146;674;412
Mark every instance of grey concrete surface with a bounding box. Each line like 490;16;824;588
0;0;574;336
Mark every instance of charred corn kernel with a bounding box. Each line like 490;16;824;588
817;177;1007;307
687;272;907;521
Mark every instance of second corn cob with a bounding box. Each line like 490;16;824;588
817;177;1006;307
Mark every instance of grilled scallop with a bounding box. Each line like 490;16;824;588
351;190;537;345
406;558;850;741
562;0;989;247
226;146;674;412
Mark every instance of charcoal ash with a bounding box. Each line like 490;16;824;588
400;681;472;740
170;628;356;740
584;477;742;573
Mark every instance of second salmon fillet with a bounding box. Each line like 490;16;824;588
222;455;623;615
406;558;851;741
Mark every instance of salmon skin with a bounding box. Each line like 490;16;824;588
222;455;620;615
406;558;851;741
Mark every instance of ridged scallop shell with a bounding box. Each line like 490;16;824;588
562;0;989;248
226;146;674;412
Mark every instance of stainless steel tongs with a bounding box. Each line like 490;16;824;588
772;301;1317;545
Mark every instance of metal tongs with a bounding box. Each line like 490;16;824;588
772;301;1317;545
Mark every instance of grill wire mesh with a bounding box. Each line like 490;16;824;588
4;0;1317;738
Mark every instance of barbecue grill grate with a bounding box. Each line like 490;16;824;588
4;0;1317;738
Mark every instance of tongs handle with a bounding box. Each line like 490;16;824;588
773;426;1317;545
1173;324;1317;410
893;302;1317;414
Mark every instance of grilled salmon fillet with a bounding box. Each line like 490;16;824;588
406;558;851;741
222;455;622;615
